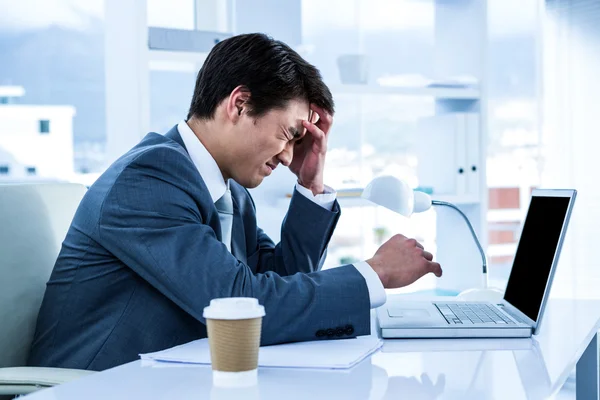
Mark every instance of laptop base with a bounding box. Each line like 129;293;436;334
380;326;532;339
376;301;533;339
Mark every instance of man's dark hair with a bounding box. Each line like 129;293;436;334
187;33;334;120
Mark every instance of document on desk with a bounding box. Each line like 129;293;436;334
140;336;383;370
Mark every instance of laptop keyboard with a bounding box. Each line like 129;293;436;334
434;303;516;325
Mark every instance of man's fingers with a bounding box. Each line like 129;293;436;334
393;233;407;241
423;250;433;261
301;120;325;141
414;241;424;250
428;261;442;277
310;103;329;121
310;104;333;133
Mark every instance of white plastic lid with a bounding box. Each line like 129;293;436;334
203;297;266;320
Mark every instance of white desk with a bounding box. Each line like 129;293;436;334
24;299;600;399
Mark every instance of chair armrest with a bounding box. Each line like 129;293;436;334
0;367;95;395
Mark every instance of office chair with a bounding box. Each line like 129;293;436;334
0;183;95;396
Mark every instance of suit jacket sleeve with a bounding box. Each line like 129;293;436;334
97;147;371;345
248;188;339;276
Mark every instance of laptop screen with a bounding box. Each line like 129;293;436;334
503;192;573;322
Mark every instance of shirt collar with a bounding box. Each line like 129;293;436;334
177;120;228;203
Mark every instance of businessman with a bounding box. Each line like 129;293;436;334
29;33;442;371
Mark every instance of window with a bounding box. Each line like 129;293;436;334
299;0;439;294
0;0;105;183
26;166;37;175
485;0;541;289
242;0;486;294
0;165;10;174
39;120;50;134
147;0;195;30
149;70;196;134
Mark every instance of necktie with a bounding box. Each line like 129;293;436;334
214;188;233;252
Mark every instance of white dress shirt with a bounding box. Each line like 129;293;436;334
176;121;386;308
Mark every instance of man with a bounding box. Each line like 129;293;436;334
28;33;442;371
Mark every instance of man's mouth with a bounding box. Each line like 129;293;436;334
266;162;277;171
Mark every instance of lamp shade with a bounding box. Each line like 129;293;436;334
361;176;432;216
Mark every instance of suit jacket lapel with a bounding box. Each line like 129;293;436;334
230;196;247;264
164;124;224;241
166;124;245;260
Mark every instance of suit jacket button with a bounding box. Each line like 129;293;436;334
335;328;344;337
316;330;326;338
326;328;335;337
344;325;355;336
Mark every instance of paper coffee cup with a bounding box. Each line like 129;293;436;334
203;297;265;387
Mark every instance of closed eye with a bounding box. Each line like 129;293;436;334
289;127;302;140
288;126;307;145
280;127;295;142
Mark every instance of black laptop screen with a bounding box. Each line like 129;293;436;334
503;195;571;322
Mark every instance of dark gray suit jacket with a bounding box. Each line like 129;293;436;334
28;126;371;371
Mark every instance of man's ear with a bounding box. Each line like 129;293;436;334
226;85;251;123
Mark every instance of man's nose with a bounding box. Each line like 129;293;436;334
277;143;293;167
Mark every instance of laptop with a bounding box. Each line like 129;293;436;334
377;188;577;339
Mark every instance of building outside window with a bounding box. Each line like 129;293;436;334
0;91;75;180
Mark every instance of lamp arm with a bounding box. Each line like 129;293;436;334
431;200;488;275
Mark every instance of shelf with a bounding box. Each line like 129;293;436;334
328;84;480;100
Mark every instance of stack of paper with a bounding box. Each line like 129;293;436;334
140;336;383;370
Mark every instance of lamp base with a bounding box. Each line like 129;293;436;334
457;287;504;302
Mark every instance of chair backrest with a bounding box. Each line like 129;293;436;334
0;183;87;367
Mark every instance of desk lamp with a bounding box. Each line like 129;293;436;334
361;175;503;301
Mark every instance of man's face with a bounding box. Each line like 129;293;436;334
226;99;310;188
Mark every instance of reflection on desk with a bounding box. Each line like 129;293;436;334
22;299;600;400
